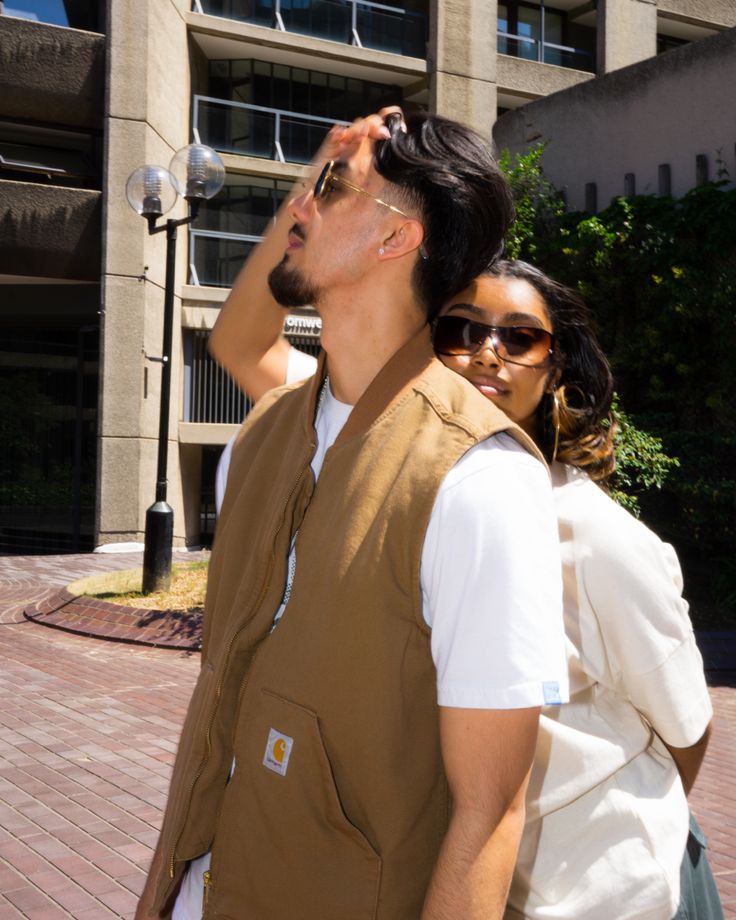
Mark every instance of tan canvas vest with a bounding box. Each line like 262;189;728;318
152;327;542;919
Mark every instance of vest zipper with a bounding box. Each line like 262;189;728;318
167;459;313;882
202;869;212;913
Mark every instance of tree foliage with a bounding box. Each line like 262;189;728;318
500;145;736;621
608;397;679;517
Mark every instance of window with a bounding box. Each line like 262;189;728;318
497;1;595;72
207;59;400;122
194;0;427;57
196;60;401;162
189;175;292;287
656;33;689;55
0;122;101;189
1;0;103;31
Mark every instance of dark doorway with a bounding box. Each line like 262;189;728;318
0;285;99;554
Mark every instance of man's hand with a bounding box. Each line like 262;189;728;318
299;106;404;194
421;706;540;920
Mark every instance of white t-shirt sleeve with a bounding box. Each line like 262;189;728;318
575;491;712;747
215;434;237;515
286;346;318;384
422;433;568;710
215;348;318;515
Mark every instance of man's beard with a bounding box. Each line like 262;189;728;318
268;257;321;308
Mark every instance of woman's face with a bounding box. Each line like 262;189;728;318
437;275;557;437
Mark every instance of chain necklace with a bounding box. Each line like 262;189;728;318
316;375;330;414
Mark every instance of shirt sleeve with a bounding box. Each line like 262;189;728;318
421;433;569;710
215;348;317;514
286;346;318;384
215;433;237;515
576;490;712;748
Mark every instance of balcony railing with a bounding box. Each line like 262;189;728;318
497;32;594;72
192;0;426;58
193;96;347;163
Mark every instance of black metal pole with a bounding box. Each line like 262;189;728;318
142;219;177;594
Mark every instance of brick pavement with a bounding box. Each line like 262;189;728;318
0;553;201;919
0;552;734;918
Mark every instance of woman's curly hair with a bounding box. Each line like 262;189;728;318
484;260;617;482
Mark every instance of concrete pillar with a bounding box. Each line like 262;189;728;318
429;0;498;138
597;0;657;74
97;0;191;546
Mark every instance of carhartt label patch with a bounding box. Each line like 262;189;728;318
263;728;294;776
542;681;562;705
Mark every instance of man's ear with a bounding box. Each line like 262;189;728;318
378;219;425;260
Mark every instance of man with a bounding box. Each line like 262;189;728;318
136;111;568;920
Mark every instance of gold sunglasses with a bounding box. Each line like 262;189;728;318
313;159;411;218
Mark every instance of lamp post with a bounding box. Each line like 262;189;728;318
125;144;225;594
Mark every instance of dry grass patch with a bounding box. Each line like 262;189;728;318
68;560;209;613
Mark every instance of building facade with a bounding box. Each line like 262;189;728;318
0;0;733;551
493;25;736;211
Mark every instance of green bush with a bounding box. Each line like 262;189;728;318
499;145;736;623
609;399;680;517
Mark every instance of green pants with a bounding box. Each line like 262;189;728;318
672;814;724;920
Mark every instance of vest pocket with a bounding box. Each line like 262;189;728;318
208;688;382;919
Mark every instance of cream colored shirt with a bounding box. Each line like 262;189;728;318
507;463;713;920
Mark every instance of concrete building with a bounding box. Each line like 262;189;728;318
1;0;733;552
493;25;736;211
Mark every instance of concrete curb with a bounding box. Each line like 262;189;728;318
24;587;202;651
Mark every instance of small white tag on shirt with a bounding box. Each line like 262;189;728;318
542;681;562;705
263;728;294;776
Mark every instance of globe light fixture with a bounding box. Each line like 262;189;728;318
169;144;226;202
125;165;178;219
125;143;225;594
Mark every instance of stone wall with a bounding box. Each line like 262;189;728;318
493;27;736;211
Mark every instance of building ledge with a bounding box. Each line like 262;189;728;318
179;422;240;445
181;302;221;330
186;10;426;85
657;0;736;30
0;16;104;129
217;154;309;181
497;54;594;100
0;180;101;281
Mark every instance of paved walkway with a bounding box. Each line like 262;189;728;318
0;553;734;918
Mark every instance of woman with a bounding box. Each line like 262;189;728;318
211;253;720;919
433;260;720;920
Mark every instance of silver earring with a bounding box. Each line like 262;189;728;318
378;247;385;256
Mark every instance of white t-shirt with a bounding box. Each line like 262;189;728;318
506;463;713;920
176;355;567;919
216;358;566;702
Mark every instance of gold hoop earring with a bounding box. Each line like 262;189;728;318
551;388;561;463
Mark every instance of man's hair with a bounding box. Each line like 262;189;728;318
374;112;514;321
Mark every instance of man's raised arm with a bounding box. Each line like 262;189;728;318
208;114;396;401
207;196;295;402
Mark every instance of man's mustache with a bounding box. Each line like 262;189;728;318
289;224;306;242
